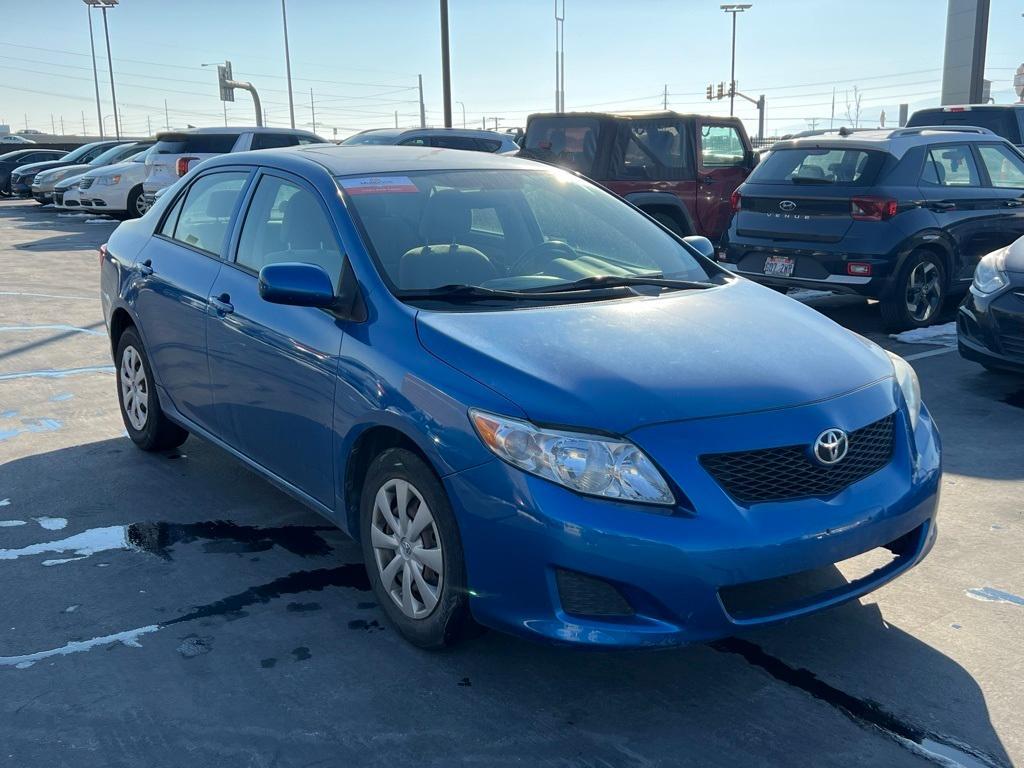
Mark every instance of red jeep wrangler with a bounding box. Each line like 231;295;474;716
522;111;755;243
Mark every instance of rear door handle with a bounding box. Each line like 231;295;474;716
698;174;715;185
137;259;153;276
929;201;956;212
209;293;234;315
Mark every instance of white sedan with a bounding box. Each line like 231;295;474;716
63;148;151;218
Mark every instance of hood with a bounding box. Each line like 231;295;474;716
415;280;894;434
81;159;137;179
36;163;91;182
12;159;69;176
1002;236;1024;273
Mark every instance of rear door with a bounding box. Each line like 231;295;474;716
132;168;252;430
918;142;1007;283
695;120;750;240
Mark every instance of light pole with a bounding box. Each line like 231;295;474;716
84;1;104;137
281;0;296;129
456;100;466;128
720;3;751;117
440;0;453;128
86;0;120;138
554;0;565;111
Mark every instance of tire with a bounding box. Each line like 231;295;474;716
115;327;188;451
126;185;146;219
650;211;690;237
359;448;473;648
880;250;947;331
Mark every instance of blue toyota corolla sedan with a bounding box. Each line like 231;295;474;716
99;145;941;649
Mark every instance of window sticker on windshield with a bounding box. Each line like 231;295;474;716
339;176;419;195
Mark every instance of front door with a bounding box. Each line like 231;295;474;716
132;169;251;430
974;141;1024;260
695;120;750;242
206;171;345;508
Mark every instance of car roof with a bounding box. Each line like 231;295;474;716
352;127;514;140
527;110;744;123
767;126;1007;158
206;144;542;175
912;104;1024;112
154;126;319;138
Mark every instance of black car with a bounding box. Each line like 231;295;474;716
907;104;1024;148
958;236;1024;373
0;148;66;195
723;127;1024;329
9;140;124;197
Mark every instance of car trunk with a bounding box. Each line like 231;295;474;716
735;183;875;243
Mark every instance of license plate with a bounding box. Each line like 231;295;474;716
764;256;795;277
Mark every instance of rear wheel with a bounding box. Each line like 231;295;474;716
126;185;146;219
115;327;188;451
880;250;946;331
359;448;473;648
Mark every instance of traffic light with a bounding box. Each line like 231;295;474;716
218;61;235;103
717;82;725;99
706;84;713;101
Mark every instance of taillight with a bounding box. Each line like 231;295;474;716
99;242;108;266
851;196;897;221
730;190;742;213
176;156;198;177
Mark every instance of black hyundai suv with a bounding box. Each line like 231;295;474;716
722;127;1024;329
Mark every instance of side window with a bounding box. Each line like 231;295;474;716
922;144;981;187
477;138;502;153
621;121;690;180
236;175;343;290
251;133;300;151
159;191;186;237
82;146;109;162
430;136;479;151
169;171;249;256
700;124;745;168
399;136;429;146
977;144;1024;189
298;136;321;145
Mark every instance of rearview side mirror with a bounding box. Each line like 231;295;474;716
258;262;336;308
682;235;716;260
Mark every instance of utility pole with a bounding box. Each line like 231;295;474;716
720;4;751;117
310;88;316;134
50;114;55;135
147;115;151;135
395;110;398;128
281;0;296;129
164;99;169;130
81;111;87;135
418;74;426;128
554;0;565;111
93;0;121;139
223;102;228;126
60;116;65;135
456;101;466;128
84;2;104;137
492;117;500;131
440;0;452;128
830;87;835;130
482;117;486;129
663;84;668;110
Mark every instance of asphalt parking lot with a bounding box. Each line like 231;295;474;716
1;198;1022;768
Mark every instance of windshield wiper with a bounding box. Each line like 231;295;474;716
523;274;717;294
396;284;609;302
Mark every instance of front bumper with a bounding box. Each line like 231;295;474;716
957;284;1024;373
446;382;941;648
10;177;33;196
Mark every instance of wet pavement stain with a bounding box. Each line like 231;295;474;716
260;658;277;669
125;520;335;560
291;647;311;662
286;602;321;613
347;619;384;633
176;635;213;659
712;638;1007;768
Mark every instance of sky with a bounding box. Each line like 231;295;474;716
0;0;1022;140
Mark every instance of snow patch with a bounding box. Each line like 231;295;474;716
889;322;957;347
787;289;834;302
0;525;128;563
0;625;159;669
34;517;67;531
0;521;26;528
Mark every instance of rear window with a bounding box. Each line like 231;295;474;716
907;109;1022;145
152;133;241;155
523;117;601;176
749;147;886;185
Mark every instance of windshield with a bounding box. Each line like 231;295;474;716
340;132;398;146
522;117;601;175
340;168;711;304
749;147;886;185
62;142;109;164
89;143;140;166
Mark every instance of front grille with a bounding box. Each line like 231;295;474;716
701;414;896;504
555;568;633;617
1001;334;1024;358
79;177;94;190
54;193;63;205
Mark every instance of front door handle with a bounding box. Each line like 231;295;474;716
209;293;234;315
137;259;153;276
1003;199;1024;208
929;201;956;212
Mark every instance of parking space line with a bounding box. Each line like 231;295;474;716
903;347;957;362
0;365;114;381
0;291;94;301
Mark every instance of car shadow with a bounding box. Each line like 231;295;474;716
0;436;1011;767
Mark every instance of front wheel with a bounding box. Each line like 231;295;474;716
115;327;188;451
880;251;946;331
126;185;147;219
359;448;473;648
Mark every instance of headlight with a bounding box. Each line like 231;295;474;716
886;351;921;430
972;249;1008;296
469;409;674;506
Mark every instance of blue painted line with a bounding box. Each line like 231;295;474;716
0;366;114;381
0;418;63;442
0;291;93;301
49;392;74;402
966;587;1024;607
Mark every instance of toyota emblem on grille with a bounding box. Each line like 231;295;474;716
813;429;849;466
779;200;797;211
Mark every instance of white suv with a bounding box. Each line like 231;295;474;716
142;127;325;205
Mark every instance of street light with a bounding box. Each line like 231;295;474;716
456;100;466;128
281;0;296;129
720;3;751;117
83;1;103;137
84;0;120;139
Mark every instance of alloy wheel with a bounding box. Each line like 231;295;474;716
370;478;444;619
120;345;149;431
135;194;148;216
904;261;942;323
